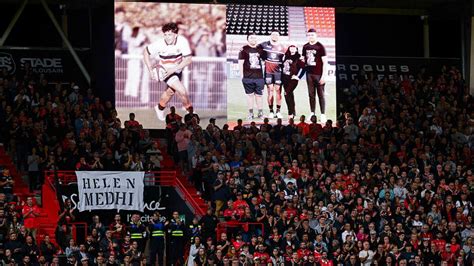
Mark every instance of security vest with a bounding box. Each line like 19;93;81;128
170;220;185;238
150;222;165;238
188;223;201;241
129;222;145;239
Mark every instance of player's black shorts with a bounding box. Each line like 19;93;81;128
265;72;282;85
242;78;264;95
163;72;182;86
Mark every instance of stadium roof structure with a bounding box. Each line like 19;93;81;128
0;0;470;11
0;0;471;16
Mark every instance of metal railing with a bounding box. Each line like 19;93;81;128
70;222;88;245
44;170;177;186
216;222;264;241
35;222;87;251
43;170;205;216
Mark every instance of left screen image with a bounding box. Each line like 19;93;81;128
115;2;227;129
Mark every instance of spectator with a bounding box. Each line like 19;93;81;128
193;247;207;265
199;208;218;241
0;169;14;202
124;113;141;131
127;153;145;171
184;106;200;126
145;142;163;171
22;197;40;238
165;106;182;154
109;214;126;241
213;171;229;216
27;148;41;192
65;238;79;258
343;116;359;143
39;235;57;264
165;106;182;132
58;198;77;225
76;156;91;171
69;85;80;104
90;152;104;170
22;235;39;264
187;236;204;265
55;224;72;251
5;232;23;262
89;215;107;238
2;248;15;265
175;123;192;173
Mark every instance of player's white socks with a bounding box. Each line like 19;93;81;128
255;95;263;110
154;105;165;121
246;94;255;112
321;114;327;123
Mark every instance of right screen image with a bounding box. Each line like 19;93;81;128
226;5;336;124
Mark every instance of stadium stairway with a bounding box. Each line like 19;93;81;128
157;140;209;216
0;144;60;245
37;175;60;245
287;6;308;40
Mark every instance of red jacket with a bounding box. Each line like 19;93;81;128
297;248;311;260
253;252;270;263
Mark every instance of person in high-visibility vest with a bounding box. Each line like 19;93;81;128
127;213;146;253
167;211;186;266
187;217;201;244
148;211;166;266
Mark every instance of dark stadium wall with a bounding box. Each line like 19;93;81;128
2;5;62;47
0;2;114;102
429;18;462;58
336;14;424;57
90;1;115;104
335;13;463;59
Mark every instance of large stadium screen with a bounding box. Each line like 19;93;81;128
115;2;336;129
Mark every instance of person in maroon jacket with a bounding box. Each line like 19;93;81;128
281;44;305;119
302;28;328;123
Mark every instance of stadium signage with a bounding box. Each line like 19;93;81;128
65;193;165;212
20;57;63;74
337;64;410;72
0;52;16;74
59;182;192;224
76;171;144;212
335;56;461;87
336;63;411;82
0;48;86;82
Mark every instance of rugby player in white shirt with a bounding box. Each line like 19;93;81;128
143;22;193;121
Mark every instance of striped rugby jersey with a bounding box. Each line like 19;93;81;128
146;35;192;72
258;40;286;73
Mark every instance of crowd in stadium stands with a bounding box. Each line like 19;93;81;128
115;3;226;57
165;65;474;265
0;63;473;265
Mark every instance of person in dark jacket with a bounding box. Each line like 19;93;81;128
148;211;166;266
281;44;305;119
199;208;218;241
5;232;24;263
39;235;57;263
167;211;186;266
22;235;40;264
127;213;146;253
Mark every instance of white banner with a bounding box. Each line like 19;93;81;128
75;171;145;212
